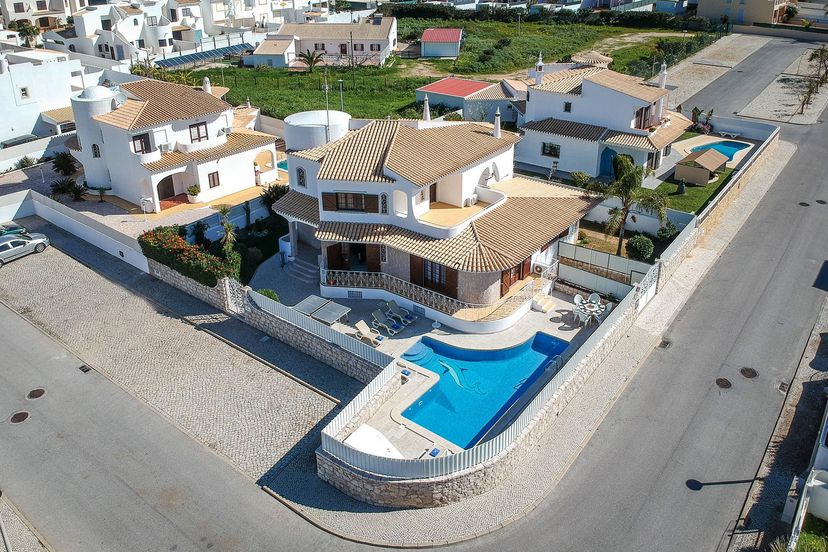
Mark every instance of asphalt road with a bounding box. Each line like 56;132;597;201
0;302;348;552
1;37;826;552
457;37;828;552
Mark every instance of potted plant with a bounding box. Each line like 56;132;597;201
186;184;201;203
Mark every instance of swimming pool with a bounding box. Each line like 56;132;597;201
277;159;288;170
690;140;750;161
401;333;569;448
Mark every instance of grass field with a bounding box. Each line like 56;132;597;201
656;167;734;214
396;20;657;74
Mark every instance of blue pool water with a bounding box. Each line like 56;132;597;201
277;159;288;170
690;140;749;161
401;333;569;448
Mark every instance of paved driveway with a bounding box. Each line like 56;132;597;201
0;218;362;482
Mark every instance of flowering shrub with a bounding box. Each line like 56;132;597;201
138;226;239;287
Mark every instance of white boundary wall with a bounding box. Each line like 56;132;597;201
0;133;77;173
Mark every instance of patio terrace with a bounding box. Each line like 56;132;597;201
418;200;492;228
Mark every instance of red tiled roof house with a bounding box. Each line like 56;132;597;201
420;27;463;59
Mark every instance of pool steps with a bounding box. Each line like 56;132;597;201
531;292;555;313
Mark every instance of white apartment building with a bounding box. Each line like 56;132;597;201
202;0;283;32
68;77;278;212
515;54;691;178
43;1;178;62
0;0;77;31
0;49;83;144
272;116;595;322
244;14;396;68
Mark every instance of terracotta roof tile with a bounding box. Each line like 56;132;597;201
417;77;494;98
533;66;605;95
521;117;607;141
677;148;728;171
584;71;667;103
142;131;275;173
421;28;463;43
272;190;319;225
315;177;597;272
571;49;613;66
275;17;395;41
94;79;231;130
252;38;293;56
41;106;74;124
466;82;513;101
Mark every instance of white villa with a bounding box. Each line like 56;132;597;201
67;77;278;213
272;115;598;330
43;1;186;62
243;14;397;68
0;0;79;31
0;49;83;144
515;52;691;178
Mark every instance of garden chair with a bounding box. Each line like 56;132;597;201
575;309;590;328
372;309;402;336
385;300;416;325
588;293;601;305
574;293;586;306
355;319;384;347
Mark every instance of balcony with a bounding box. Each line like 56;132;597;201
321;263;557;323
418;200;491;228
133;148;162;163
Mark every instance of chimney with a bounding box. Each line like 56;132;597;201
534;51;544;86
246;97;251;108
658;62;668;89
493;108;501;139
422;94;431;122
202;76;212;94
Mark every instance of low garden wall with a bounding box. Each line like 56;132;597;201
316;279;647;507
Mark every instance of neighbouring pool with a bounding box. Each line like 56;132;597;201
277;159;288;170
690;140;750;161
401;333;569;448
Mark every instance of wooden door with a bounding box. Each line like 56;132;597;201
366;244;381;272
500;269;510;298
520;257;531;280
340;43;348;55
157;176;175;200
409;255;423;287
326;243;343;270
429;183;437;204
444;266;458;299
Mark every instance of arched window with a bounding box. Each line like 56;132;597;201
380;192;388;214
68;44;76;52
295;167;306;187
92;144;101;158
133;18;138;25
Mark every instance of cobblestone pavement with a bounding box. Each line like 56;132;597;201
0;219;363;482
729;296;828;551
256;139;795;546
739;49;828;125
0;497;49;552
653;34;772;109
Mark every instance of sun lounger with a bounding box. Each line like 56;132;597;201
718;131;740;139
372;309;403;336
385;300;416;325
355;319;384;347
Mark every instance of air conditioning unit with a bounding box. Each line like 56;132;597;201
532;262;549;275
159;143;172;152
463;194;479;207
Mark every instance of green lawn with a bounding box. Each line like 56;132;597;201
677;130;703;142
798;514;828;552
397;20;663;74
656;167;734;214
604;33;717;77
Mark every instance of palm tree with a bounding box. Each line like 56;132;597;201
297;49;324;73
52;151;76;176
587;155;668;256
17;21;41;48
216;205;236;248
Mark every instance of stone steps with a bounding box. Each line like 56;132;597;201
286;259;319;283
532;292;555;313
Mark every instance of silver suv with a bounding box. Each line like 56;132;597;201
0;233;50;267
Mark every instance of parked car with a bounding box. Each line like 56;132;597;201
0;221;28;236
0;233;50;267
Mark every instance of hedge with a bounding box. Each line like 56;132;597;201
138;226;239;287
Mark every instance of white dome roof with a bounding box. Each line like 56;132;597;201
79;85;113;100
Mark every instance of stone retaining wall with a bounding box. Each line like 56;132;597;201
241;296;384;384
148;259;385;384
700;134;779;232
334;372;403;441
316;287;643;508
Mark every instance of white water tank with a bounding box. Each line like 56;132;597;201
283;110;351;151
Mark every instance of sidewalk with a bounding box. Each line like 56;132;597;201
0;496;50;552
259;139;797;547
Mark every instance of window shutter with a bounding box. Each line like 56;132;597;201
409;255;423;287
364;194;379;213
445;266;458;299
326;243;343;269
321;193;337;211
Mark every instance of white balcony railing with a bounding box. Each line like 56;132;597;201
321;264;557;322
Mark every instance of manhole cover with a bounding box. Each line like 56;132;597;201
817;200;827;205
740;367;758;379
78;365;91;373
799;202;810;207
27;388;46;400
10;411;29;424
779;382;790;393
658;339;672;349
716;378;732;389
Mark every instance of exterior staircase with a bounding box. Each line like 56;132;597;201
532;292;555;313
285;257;319;284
